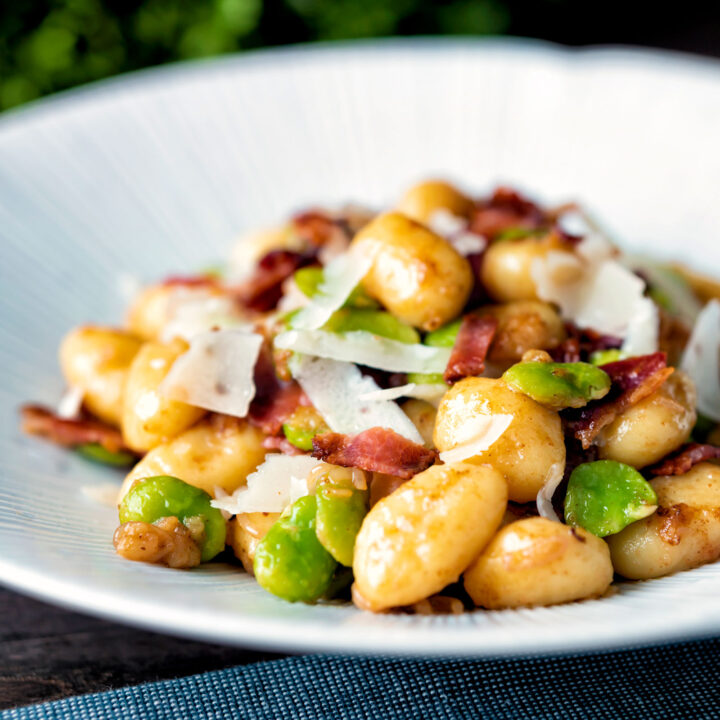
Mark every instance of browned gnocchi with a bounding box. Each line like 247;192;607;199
22;181;720;617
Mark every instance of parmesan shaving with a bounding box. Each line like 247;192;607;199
274;329;451;374
621;297;659;357
160;329;263;417
277;277;311;314
437;414;513;464
532;250;658;350
428;208;466;238
161;291;247;342
536;462;565;522
358;382;448;405
290;247;374;330
294;356;424;443
57;386;84;419
681;299;720;422
427;209;486;256
211;455;320;514
450;232;486;256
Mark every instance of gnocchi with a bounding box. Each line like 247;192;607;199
352;212;473;331
353;463;507;611
22;181;720;618
434;377;566;503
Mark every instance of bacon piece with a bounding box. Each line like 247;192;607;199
162;274;219;288
564;353;673;449
469;187;546;240
551;336;582;363
649;443;720;476
550;324;622;363
249;381;307;436
444;315;498;384
465;250;489;308
292;211;339;247
232;250;316;312
312;427;437;479
247;342;308;436
21;404;129;453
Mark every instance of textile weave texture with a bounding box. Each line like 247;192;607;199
3;638;720;719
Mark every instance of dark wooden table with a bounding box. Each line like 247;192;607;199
0;586;283;711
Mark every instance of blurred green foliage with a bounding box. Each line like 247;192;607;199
0;0;512;110
0;1;717;111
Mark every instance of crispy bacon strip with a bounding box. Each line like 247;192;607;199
21;404;128;453
247;341;308;436
550;325;622;363
469;187;546;240
232;250;316;312
292;211;339;247
444;315;498;384
249;379;307;436
650;443;720;476
162;274;219;288
564;353;673;449
312;427;437;479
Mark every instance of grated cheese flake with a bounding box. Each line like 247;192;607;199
438;414;513;464
160;328;263;417
211;454;320;514
294;356;424;443
681;299;720;422
274;329;451;374
289;246;374;331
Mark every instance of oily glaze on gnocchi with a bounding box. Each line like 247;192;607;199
607;462;720;580
434;377;566;503
22;179;720;617
353;463;507;611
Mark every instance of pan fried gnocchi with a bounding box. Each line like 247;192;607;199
21;181;720;615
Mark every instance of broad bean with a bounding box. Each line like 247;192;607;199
119;475;226;562
254;495;337;602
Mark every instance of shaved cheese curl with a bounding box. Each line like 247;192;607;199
681;299;720;422
532;250;658;353
294;356;423;443
211;454;320;515
275;330;451;374
437;414;513;464
160;329;263;417
536;462;565;522
290;247;373;330
57;386;84;419
358;383;448;405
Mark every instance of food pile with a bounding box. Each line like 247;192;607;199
21;180;720;613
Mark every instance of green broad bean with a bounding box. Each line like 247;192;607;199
494;226;547;242
323;309;420;344
282;406;330;451
589;349;625;366
76;443;135;467
424;318;462;348
564;460;658;537
254;495;337;602
502;361;611;410
404;320;463;384
315;473;369;566
407;372;445;385
119;475;226;562
293;267;378;309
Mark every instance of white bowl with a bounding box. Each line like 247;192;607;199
2;39;720;656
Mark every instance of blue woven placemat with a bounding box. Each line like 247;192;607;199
4;639;720;720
